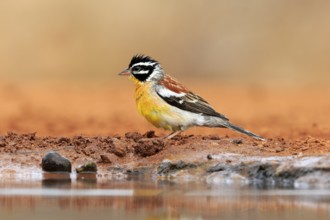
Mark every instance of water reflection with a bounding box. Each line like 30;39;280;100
0;177;329;220
42;172;71;189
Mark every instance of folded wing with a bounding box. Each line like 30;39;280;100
156;75;228;120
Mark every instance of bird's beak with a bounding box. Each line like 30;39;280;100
118;69;131;76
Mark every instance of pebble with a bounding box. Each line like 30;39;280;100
41;151;72;172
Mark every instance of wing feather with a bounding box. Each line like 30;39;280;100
156;76;228;120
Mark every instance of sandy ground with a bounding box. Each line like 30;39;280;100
0;80;329;171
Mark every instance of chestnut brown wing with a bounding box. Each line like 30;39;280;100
156;86;229;120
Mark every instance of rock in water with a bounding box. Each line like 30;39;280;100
42;151;72;172
76;162;97;173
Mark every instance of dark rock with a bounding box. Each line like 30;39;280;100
134;139;165;157
157;160;197;175
76;162;97;173
42;151;72;172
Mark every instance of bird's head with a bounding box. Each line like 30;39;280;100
118;55;164;83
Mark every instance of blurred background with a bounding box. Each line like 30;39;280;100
1;0;330;84
0;0;329;137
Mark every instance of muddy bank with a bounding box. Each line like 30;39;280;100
0;132;329;188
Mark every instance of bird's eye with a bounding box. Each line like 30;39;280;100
133;66;142;72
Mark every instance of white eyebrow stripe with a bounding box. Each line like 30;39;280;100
133;70;149;74
157;86;186;98
132;62;156;67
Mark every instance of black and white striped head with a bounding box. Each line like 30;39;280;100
118;55;164;82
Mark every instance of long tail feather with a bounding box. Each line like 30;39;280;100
224;122;265;141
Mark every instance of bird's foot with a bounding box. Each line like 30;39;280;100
163;131;182;140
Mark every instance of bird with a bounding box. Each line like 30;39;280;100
118;54;265;140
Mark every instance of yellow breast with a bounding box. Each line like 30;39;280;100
130;76;175;131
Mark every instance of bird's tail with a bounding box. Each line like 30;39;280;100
223;121;265;141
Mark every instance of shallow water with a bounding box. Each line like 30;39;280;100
0;175;329;220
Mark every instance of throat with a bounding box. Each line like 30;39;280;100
134;81;152;102
133;73;150;82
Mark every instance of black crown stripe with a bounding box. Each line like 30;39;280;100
129;54;158;68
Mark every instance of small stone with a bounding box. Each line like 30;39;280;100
76;162;97;173
207;154;213;160
42;151;72;172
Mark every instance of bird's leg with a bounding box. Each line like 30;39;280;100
163;131;182;140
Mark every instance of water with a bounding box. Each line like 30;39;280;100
0;174;329;220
